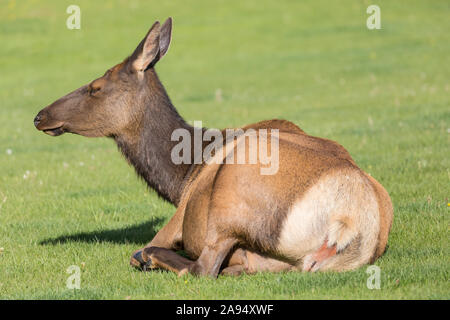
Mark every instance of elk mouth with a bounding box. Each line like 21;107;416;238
34;113;66;136
37;121;66;136
43;126;65;136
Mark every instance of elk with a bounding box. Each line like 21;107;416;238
34;18;393;277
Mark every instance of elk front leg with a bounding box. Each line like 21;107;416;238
142;247;194;274
141;237;237;278
130;206;185;270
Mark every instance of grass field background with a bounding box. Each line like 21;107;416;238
0;0;448;299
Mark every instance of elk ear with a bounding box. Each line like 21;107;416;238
159;17;172;60
130;18;173;73
130;21;161;72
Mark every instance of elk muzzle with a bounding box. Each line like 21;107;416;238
34;109;66;136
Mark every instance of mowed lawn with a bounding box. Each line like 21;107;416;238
0;0;448;299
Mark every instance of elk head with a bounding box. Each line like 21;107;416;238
34;18;173;138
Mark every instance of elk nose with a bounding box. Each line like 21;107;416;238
34;114;43;127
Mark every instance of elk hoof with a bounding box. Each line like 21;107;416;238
130;250;152;271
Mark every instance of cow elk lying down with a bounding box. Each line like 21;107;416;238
34;18;393;277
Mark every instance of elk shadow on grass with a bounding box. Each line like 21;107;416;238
39;217;165;246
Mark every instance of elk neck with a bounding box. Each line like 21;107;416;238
113;68;197;206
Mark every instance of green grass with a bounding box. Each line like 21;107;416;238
0;0;449;299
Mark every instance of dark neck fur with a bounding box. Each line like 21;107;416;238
114;69;195;206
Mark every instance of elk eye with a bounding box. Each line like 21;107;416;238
89;85;101;96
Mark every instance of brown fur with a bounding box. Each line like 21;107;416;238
35;18;393;277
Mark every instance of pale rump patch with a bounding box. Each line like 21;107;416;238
277;169;380;271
